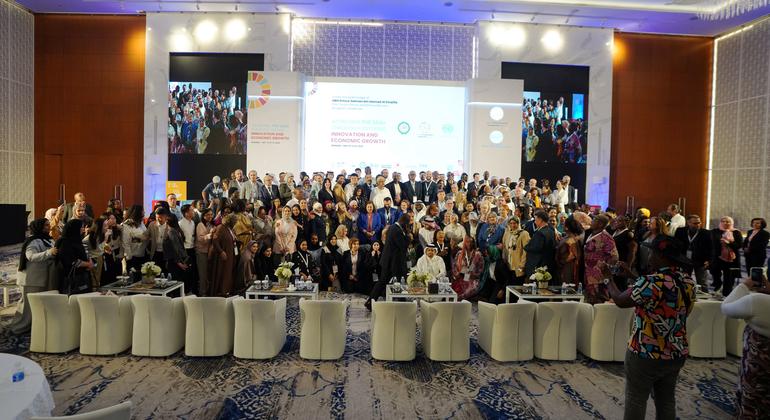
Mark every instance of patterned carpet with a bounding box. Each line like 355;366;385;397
0;244;739;419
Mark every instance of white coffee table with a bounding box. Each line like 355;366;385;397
99;279;185;297
506;285;584;303
386;284;458;302
245;283;319;300
0;353;55;419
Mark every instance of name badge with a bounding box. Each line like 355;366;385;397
464;272;471;282
686;250;692;259
413;196;417;203
233;246;239;256
332;265;338;274
424;195;430;202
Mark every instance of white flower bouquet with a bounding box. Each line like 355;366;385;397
406;269;430;289
140;262;162;284
529;266;552;289
274;261;294;287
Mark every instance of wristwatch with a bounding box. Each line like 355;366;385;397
603;278;611;285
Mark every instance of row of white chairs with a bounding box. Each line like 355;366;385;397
27;292;741;361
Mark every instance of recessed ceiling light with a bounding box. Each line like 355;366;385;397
444;1;453;6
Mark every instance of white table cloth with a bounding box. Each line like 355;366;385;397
0;353;55;419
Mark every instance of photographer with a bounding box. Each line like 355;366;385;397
599;235;696;420
721;271;770;418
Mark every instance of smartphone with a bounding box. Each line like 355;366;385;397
750;267;767;287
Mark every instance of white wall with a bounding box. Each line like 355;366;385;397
143;12;291;210
476;21;613;208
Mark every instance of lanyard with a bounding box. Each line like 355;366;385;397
298;252;309;268
612;228;627;239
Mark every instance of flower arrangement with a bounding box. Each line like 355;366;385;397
529;266;552;289
140;262;162;284
406;269;431;288
274;261;294;287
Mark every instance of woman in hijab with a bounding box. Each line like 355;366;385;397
321;235;342;291
273;206;298;264
291;239;316;281
710;216;744;296
253;244;277;281
208;214;238;296
291;204;306;244
236;240;259;293
56;219;94;295
9;219;59;334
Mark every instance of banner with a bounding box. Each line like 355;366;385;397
165;181;187;200
246;71;303;177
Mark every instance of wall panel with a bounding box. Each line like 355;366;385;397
34;15;145;215
610;32;712;218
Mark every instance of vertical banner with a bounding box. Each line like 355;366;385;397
246;71;303;177
165;181;187;200
466;78;523;179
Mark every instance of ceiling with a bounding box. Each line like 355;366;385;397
14;0;770;35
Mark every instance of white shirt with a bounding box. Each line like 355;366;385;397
179;217;195;249
415;254;446;280
669;214;686;236
370;186;392;209
722;283;770;338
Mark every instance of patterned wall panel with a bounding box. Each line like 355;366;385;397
0;0;34;215
292;20;473;81
709;17;770;228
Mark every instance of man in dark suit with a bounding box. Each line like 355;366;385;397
402;170;420;204
366;214;410;310
377;197;401;227
524;210;557;278
259;173;281;211
562;175;577;206
420;172;439;204
673;214;712;288
62;192;95;222
466;172;481;198
386;172;405;205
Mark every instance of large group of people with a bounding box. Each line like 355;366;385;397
522;96;587;164
5;165;770;420
168;83;247;154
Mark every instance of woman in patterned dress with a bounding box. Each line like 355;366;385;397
583;214;619;304
451;236;485;300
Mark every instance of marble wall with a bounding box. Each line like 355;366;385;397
476;21;614;208
292;21;474;81
0;0;34;215
143;12;292;211
709;17;770;229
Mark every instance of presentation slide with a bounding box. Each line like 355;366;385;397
303;81;466;174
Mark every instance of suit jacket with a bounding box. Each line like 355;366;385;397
744;229;770;266
524;226;557;276
386;181;405;203
673;227;712;266
357;211;384;244
419;181;439;204
63;202;95;221
380;222;408;280
709;228;743;267
377;207;401;227
566;185;577;205
341;250;372;294
259;184;280;209
402;181;420;203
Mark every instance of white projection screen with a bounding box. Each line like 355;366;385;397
303;78;467;174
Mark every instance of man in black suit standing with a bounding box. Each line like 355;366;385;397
386;171;405;205
366;214;410;310
673;214;712;288
402;171;420;205
524;210;557;278
466;172;481;198
259;173;281;211
421;171;438;204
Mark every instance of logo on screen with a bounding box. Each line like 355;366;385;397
248;72;271;109
397;121;411;135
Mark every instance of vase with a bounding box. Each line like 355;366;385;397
277;276;289;288
142;275;155;285
537;279;550;289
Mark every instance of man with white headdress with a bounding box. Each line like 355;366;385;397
415;243;446;280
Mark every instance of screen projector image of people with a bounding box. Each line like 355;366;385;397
303;82;466;173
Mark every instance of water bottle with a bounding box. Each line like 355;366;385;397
577;282;583;295
560;283;566;295
389;276;397;284
11;361;24;383
400;276;406;289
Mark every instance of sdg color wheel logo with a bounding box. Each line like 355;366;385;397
397;121;411;135
248;72;272;109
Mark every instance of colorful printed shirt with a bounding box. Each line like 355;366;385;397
628;267;695;360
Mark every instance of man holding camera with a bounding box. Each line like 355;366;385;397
599;235;696;420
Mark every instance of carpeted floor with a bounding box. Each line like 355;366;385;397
0;244;739;419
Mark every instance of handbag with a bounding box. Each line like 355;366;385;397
61;262;92;295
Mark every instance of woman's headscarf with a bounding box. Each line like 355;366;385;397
59;219;84;243
19;218;51;271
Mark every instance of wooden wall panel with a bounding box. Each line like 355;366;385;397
34;15;145;216
610;33;713;218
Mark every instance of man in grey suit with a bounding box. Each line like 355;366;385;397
524;210;557;278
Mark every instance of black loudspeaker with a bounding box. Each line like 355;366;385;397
0;204;27;245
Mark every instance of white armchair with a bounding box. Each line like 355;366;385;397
725;317;746;357
299;299;347;360
478;301;536;362
233;297;287;359
420;301;471;361
534;302;579;360
78;295;134;355
30;401;131;420
577;303;634;362
28;291;81;353
131;295;186;357
371;301;417;361
183;296;235;357
687;300;726;358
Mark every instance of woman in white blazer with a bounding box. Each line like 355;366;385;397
121;205;148;274
9;218;59;334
